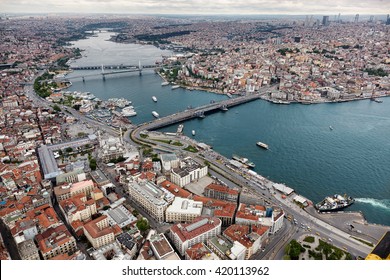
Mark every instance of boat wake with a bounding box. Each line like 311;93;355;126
355;198;390;211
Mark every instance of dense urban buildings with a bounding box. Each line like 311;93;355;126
0;13;389;262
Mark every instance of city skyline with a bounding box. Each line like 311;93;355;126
2;0;390;15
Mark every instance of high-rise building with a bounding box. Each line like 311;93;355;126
355;14;359;23
322;16;330;26
387;14;390;25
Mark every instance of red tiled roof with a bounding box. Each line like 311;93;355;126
160;180;192;198
170;216;221;242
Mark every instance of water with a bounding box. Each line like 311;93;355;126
67;32;390;226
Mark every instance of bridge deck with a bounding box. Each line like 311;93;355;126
139;93;261;131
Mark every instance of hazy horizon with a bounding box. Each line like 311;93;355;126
2;0;389;16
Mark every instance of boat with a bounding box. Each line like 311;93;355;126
171;85;180;90
161;81;169;86
152;111;159;118
232;154;255;168
227;93;233;98
177;124;184;134
374;99;383;103
329;126;333;130
192;130;196;136
256;141;269;150
315;194;355;212
152;96;157;102
221;105;228;111
121;106;137;117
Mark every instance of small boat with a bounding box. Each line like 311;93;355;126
171;85;180;90
152;111;159;118
329;126;333;130
192;130;196;136
161;81;169;86
152;96;157;102
256;141;269;150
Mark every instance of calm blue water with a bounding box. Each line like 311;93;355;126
67;32;390;226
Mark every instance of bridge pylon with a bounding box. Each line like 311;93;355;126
101;64;106;81
138;60;142;76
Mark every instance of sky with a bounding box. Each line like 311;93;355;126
1;0;389;15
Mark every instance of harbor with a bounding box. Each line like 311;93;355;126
66;30;390;227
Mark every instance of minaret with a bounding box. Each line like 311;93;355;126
119;127;123;144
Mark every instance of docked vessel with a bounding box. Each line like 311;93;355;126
121;106;137;117
177;124;184;134
152;111;159;118
171;85;180;90
315;194;355;212
232;154;255;168
152;96;157;102
256;141;269;150
161;81;169;86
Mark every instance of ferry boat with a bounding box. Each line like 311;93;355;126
192;130;196;136
171;85;180;90
121;106;137;117
152;96;157;102
232;154;255;168
256;141;269;150
152;111;159;118
315;194;355;212
161;81;169;86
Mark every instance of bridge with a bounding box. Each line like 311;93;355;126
132;93;263;136
60;62;158;81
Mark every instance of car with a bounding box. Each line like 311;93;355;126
328;238;332;242
316;232;320;236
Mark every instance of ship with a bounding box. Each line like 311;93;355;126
192;130;196;136
121;106;137;117
315;194;355;212
256;141;269;150
161;81;169;86
232;154;255;168
171;85;180;90
152;96;157;102
152;111;159;118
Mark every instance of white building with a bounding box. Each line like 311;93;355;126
128;180;173;222
171;157;208;187
166;197;203;223
160;153;179;172
169;217;221;256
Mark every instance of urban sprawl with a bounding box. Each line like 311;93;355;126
0;14;389;261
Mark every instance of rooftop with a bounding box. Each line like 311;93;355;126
170;216;221;242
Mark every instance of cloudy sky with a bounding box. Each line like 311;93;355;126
2;0;389;15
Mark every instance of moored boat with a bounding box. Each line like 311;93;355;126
232;154;255;168
315;194;355;212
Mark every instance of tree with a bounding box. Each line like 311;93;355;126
53;105;61;112
65;147;73;153
89;158;97;170
136;218;150;233
287;239;305;260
